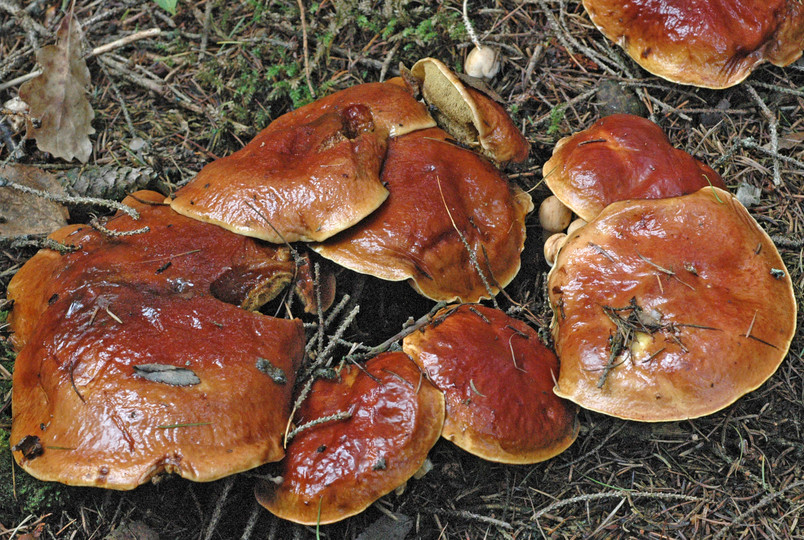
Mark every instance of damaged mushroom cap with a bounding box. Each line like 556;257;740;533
255;352;445;525
410;57;530;164
10;284;305;489
170;107;390;244
7;191;329;350
547;187;796;421
543;114;727;222
312;128;533;303
403;304;578;464
582;0;804;88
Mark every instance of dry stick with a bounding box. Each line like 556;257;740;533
739;137;804;170
0;174;140;218
531;491;704;522
199;0;213;59
746;85;781;186
296;0;315;99
462;0;482;49
711;480;804;540
202;476;235;540
239;503;262;540
424;508;513;530
379;41;400;82
1;234;78;253
89;216;149;237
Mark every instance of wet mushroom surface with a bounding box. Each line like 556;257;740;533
548;187;796;421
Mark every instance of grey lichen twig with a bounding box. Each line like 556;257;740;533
89;215;149;237
285;410;352;444
530;490;704;521
746;85;781;186
0;174;140;219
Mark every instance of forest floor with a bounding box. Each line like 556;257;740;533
1;1;803;538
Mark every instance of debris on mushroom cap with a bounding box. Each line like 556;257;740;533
403;305;578;464
465;45;500;80
582;0;804;88
543;114;727;222
170;107;391;244
548;187;796;421
9;284;304;489
312;127;533;303
6;191;317;488
410;57;530;165
255;352;445;525
538;195;573;233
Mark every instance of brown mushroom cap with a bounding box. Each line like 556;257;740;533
543;114;726;222
410;58;530;164
403;305;578;464
10;284;304;489
312;128;533;302
7;191;316;488
255;352;445;525
170;107;390;243
548;187;796;421
582;0;804;88
8;191;324;349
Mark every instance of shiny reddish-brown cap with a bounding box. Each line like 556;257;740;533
7;191;327;349
410;58;530;164
543;114;726;222
170;107;390;243
403;305;578;464
312;128;533;302
255;352;445;525
548;187;796;421
10;284;304;489
582;0;804;88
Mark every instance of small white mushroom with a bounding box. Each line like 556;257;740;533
539;195;573;233
566;217;587;236
465;45;500;80
543;232;567;267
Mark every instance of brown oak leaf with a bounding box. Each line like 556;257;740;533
19;13;95;163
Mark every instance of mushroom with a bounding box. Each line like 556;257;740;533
465;45;500;80
312;128;533;303
547;187;797;421
543;232;567;267
171;80;435;244
582;0;804;88
410;57;530;165
542;114;727;222
538;195;573;233
255;352;445;525
403;304;578;464
7;191;316;488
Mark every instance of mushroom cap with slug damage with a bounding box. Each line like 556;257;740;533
7;191;311;488
255;352;445;525
581;0;804;89
547;187;796;421
543;114;726;222
403;304;578;464
171;80;435;244
312;128;533;303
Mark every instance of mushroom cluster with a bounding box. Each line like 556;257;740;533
7;57;561;525
538;116;797;423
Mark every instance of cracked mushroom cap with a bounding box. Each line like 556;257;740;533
312;128;533;302
410;58;530;164
547;187;796;421
6;191;320;488
170;80;435;244
403;304;578;464
582;0;804;88
7;191;328;350
543;114;726;222
255;352;445;525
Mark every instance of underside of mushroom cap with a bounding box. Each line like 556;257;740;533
255;352;445;525
403;304;578;464
543;114;726;222
548;187;796;421
582;0;804;88
312;128;533;302
410;58;530;164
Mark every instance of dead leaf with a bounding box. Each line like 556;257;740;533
0;164;69;238
104;521;160;540
19;13;95;163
